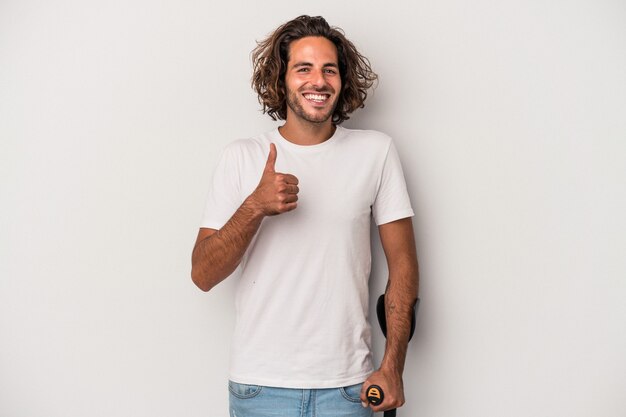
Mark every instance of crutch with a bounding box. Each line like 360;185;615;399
366;294;419;417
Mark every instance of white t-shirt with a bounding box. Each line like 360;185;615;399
200;126;414;388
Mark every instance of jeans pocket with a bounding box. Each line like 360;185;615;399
228;381;263;399
339;383;363;403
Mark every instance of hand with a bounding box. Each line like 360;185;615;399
248;143;299;216
360;368;405;412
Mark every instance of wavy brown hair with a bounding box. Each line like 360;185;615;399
251;15;378;124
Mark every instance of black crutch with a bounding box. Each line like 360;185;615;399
366;294;419;417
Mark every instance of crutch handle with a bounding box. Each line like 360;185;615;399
366;384;397;416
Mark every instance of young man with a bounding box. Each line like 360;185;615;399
191;15;419;417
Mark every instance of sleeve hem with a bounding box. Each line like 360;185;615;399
198;222;225;230
374;209;415;226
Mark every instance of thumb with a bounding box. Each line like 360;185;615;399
264;143;277;173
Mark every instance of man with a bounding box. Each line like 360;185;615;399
191;15;419;417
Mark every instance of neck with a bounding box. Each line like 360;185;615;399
278;118;336;146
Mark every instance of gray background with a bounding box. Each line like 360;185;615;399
1;0;625;416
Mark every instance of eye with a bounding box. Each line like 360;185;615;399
324;68;338;75
297;67;310;72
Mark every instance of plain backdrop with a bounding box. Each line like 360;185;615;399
1;0;625;416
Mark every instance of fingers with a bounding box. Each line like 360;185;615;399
360;384;369;408
282;201;298;212
283;191;298;204
264;143;277;174
284;184;299;195
282;173;298;185
270;183;298;214
361;374;405;412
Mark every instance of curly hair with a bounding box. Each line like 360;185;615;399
251;15;378;124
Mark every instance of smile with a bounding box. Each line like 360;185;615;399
303;93;330;103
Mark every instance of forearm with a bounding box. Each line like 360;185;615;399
191;197;264;291
380;261;419;375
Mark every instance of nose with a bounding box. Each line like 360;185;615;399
310;68;326;88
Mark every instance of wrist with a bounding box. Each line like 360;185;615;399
380;357;404;377
243;195;266;219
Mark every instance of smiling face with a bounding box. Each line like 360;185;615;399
284;36;342;125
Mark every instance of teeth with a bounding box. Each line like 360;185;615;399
304;94;328;102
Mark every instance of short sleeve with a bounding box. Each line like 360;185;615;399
371;140;414;225
199;145;243;230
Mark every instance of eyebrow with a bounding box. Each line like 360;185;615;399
292;61;339;69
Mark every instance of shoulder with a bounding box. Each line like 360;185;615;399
219;132;273;159
341;126;392;142
338;126;394;152
222;136;265;154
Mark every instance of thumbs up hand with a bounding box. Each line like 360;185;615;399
249;143;299;216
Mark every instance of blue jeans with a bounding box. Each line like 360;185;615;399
228;381;374;417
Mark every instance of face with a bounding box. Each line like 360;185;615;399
284;36;342;124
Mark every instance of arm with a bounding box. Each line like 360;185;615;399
190;199;263;292
191;143;299;292
361;216;419;412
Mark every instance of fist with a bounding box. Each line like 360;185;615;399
360;368;405;412
249;143;299;216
